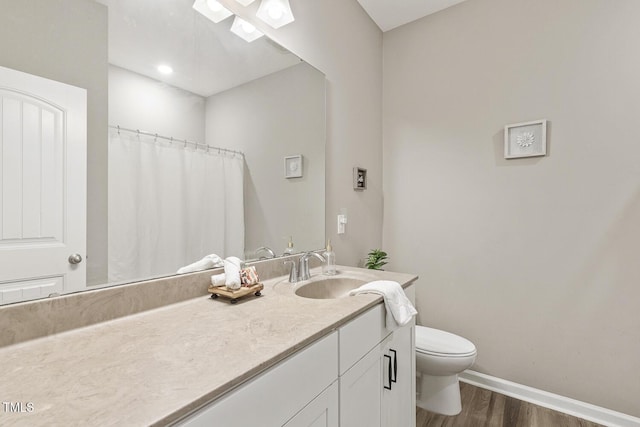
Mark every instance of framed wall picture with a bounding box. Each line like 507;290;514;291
504;119;547;159
284;155;303;178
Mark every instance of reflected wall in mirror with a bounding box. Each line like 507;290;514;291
0;0;325;305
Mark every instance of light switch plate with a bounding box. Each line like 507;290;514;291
337;214;347;234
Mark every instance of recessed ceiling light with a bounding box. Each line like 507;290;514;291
157;65;173;75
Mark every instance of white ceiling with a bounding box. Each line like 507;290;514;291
357;0;469;32
95;0;467;95
95;0;300;97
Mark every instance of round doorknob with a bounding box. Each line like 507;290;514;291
68;254;83;265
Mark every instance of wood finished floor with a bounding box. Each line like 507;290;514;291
416;383;604;427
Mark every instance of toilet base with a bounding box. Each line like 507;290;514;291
416;372;462;416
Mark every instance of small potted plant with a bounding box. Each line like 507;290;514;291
365;249;388;270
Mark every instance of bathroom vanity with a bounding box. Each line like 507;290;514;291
0;266;417;427
179;283;416;427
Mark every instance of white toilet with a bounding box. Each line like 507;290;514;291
415;325;477;416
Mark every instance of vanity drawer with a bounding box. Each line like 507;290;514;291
339;303;390;375
177;332;338;427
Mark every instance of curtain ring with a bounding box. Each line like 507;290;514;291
117;125;120;135
154;133;158;142
170;137;173;144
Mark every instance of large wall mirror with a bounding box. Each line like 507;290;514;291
0;0;325;305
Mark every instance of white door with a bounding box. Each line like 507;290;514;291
0;65;86;305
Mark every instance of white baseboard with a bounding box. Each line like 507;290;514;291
459;370;640;427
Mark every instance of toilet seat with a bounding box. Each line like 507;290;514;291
416;326;476;357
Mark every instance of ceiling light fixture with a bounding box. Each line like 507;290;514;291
256;0;294;29
230;16;264;42
232;0;257;6
192;0;233;23
157;64;173;75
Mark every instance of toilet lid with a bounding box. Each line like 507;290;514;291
415;326;476;357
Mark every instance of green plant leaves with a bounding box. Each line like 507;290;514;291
365;249;388;270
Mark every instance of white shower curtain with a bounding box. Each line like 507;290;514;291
108;130;244;283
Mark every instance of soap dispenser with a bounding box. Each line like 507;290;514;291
283;236;296;256
323;239;336;276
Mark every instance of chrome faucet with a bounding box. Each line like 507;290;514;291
255;246;276;259
298;252;326;281
283;260;299;283
283;252;326;283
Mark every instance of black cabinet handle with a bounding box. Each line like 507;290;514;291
390;349;397;383
383;354;392;390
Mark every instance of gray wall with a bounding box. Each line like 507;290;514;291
219;0;383;267
0;0;108;286
383;0;640;417
206;63;325;257
109;65;206;143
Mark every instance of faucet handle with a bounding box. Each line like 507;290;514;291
283;260;298;283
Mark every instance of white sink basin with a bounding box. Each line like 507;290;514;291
294;277;367;299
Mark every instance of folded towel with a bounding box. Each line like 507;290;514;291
224;256;243;290
177;254;224;274
349;280;417;330
210;273;226;287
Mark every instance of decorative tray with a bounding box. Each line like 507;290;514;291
208;283;263;304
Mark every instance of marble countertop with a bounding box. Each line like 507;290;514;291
0;266;417;426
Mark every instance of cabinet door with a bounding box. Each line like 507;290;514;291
284;381;339;427
339;342;385;427
382;323;416;427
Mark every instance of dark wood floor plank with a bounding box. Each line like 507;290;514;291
416;383;604;427
502;393;522;427
484;390;507;427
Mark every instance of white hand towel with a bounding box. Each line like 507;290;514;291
349;280;417;330
177;254;223;274
210;273;226;287
224;256;243;290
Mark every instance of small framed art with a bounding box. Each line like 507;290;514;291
504;119;547;159
284;155;303;178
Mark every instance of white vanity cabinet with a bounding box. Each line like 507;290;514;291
338;283;416;427
176;332;339;427
339;337;386;426
283;381;339;427
176;284;416;427
382;322;415;427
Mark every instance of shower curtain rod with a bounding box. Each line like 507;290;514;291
108;125;244;158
